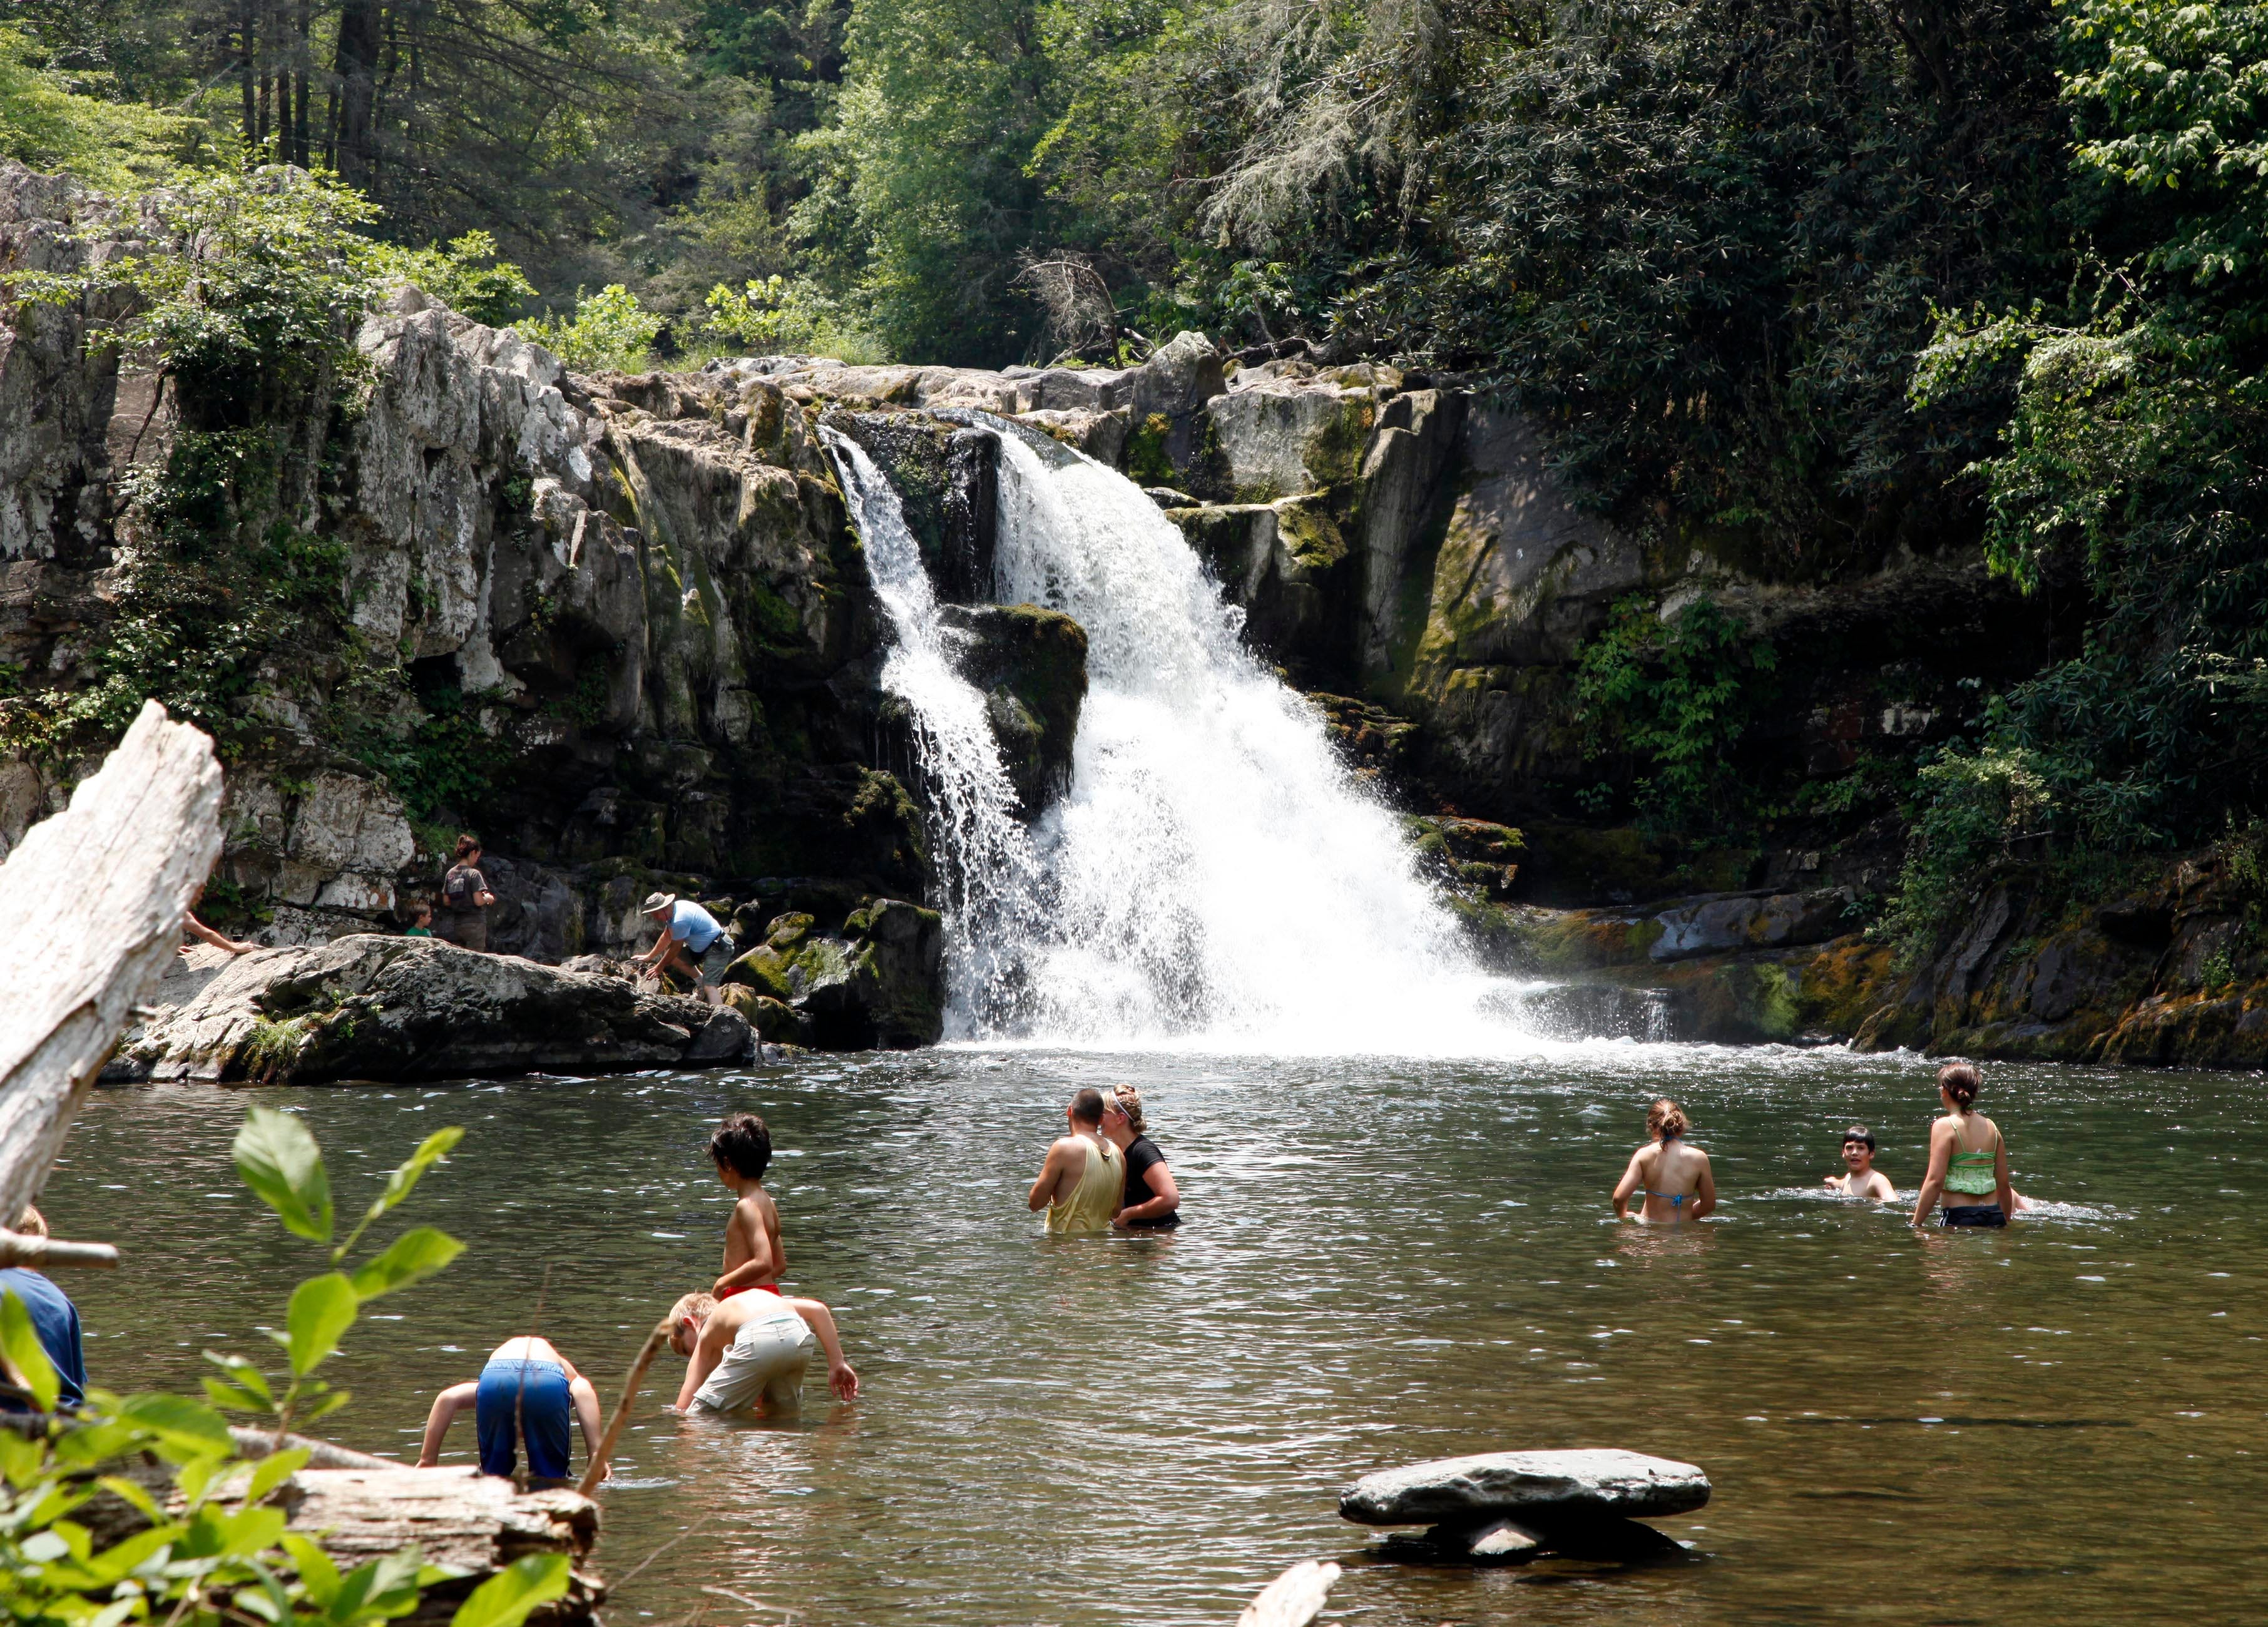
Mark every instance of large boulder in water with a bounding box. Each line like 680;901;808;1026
724;899;945;1048
937;603;1088;816
1339;1449;1710;1526
106;936;750;1083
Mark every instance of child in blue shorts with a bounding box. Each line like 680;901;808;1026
416;1337;608;1483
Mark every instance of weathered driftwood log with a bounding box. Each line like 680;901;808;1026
285;1469;601;1621
1235;1559;1340;1627
0;701;223;1228
282;1468;601;1627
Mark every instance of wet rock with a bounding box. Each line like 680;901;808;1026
936;603;1088;816
1170;496;1351;677
1449;1517;1543;1563
106;934;750;1083
826;409;998;601
724;897;945;1049
1339;1449;1710;1526
1649;889;1849;962
1355;390;1466;681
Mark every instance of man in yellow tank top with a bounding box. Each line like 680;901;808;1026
1026;1088;1125;1235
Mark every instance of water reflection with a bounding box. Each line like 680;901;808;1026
32;1045;2268;1626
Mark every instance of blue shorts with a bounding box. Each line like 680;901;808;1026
475;1359;572;1480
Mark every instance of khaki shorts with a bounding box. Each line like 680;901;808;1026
693;1302;814;1414
695;935;738;983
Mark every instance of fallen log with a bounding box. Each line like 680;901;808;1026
280;1467;602;1627
0;701;222;1230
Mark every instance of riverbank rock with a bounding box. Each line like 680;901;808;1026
723;897;945;1048
1339;1449;1710;1527
106;935;749;1083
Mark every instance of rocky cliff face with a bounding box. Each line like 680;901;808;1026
0;162;2237;1066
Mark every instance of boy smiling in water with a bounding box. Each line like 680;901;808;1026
1824;1125;1897;1201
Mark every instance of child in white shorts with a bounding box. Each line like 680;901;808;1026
667;1287;859;1417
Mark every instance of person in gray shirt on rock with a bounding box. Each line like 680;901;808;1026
437;834;498;952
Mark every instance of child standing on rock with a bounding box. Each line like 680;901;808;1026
710;1112;785;1300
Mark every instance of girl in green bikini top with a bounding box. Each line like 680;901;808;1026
1911;1060;2016;1229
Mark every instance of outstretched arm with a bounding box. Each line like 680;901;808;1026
675;1315;732;1412
787;1298;859;1402
184;914;255;955
1612;1150;1647;1221
567;1375;608;1480
416;1382;478;1466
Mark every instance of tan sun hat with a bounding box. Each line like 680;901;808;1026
640;891;677;916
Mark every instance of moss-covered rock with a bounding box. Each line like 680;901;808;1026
936;603;1088;817
722;896;944;1048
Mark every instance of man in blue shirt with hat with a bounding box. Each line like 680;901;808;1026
632;890;735;1001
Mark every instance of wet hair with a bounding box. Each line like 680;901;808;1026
710;1113;773;1180
13;1206;45;1238
1070;1088;1106;1126
1841;1125;1876;1153
409;899;433;921
1646;1098;1690;1142
1938;1061;1981;1111
1105;1085;1146;1134
452;834;481;860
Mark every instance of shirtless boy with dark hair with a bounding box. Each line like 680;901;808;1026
710;1113;785;1300
1824;1125;1898;1202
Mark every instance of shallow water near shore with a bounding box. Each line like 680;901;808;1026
42;1044;2268;1625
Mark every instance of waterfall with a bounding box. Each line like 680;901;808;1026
819;429;1045;1020
961;419;1516;1052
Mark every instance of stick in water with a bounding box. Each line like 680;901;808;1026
577;1318;672;1496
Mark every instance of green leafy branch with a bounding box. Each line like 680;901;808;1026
217;1109;465;1442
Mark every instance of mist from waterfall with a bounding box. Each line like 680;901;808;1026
819;429;1045;1019
971;424;1520;1052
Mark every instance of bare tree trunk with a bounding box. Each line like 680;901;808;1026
0;703;223;1230
293;0;311;166
333;0;381;186
238;5;258;152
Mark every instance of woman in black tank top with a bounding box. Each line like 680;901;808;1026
1100;1086;1180;1228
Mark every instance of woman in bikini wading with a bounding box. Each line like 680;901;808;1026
1910;1060;2018;1228
1612;1098;1716;1222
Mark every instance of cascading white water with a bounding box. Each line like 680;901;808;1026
963;422;1521;1052
819;429;1046;1018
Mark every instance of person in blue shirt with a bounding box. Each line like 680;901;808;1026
632;891;735;999
0;1208;87;1412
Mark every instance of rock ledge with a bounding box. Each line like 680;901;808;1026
1339;1449;1709;1526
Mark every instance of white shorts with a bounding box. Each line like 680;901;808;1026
693;1302;815;1414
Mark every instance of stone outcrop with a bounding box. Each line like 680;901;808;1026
934;604;1087;815
1339;1449;1710;1527
108;936;749;1083
722;897;946;1049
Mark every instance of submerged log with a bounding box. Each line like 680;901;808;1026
281;1467;602;1627
0;701;223;1227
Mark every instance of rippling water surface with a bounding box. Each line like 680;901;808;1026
41;1043;2268;1625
